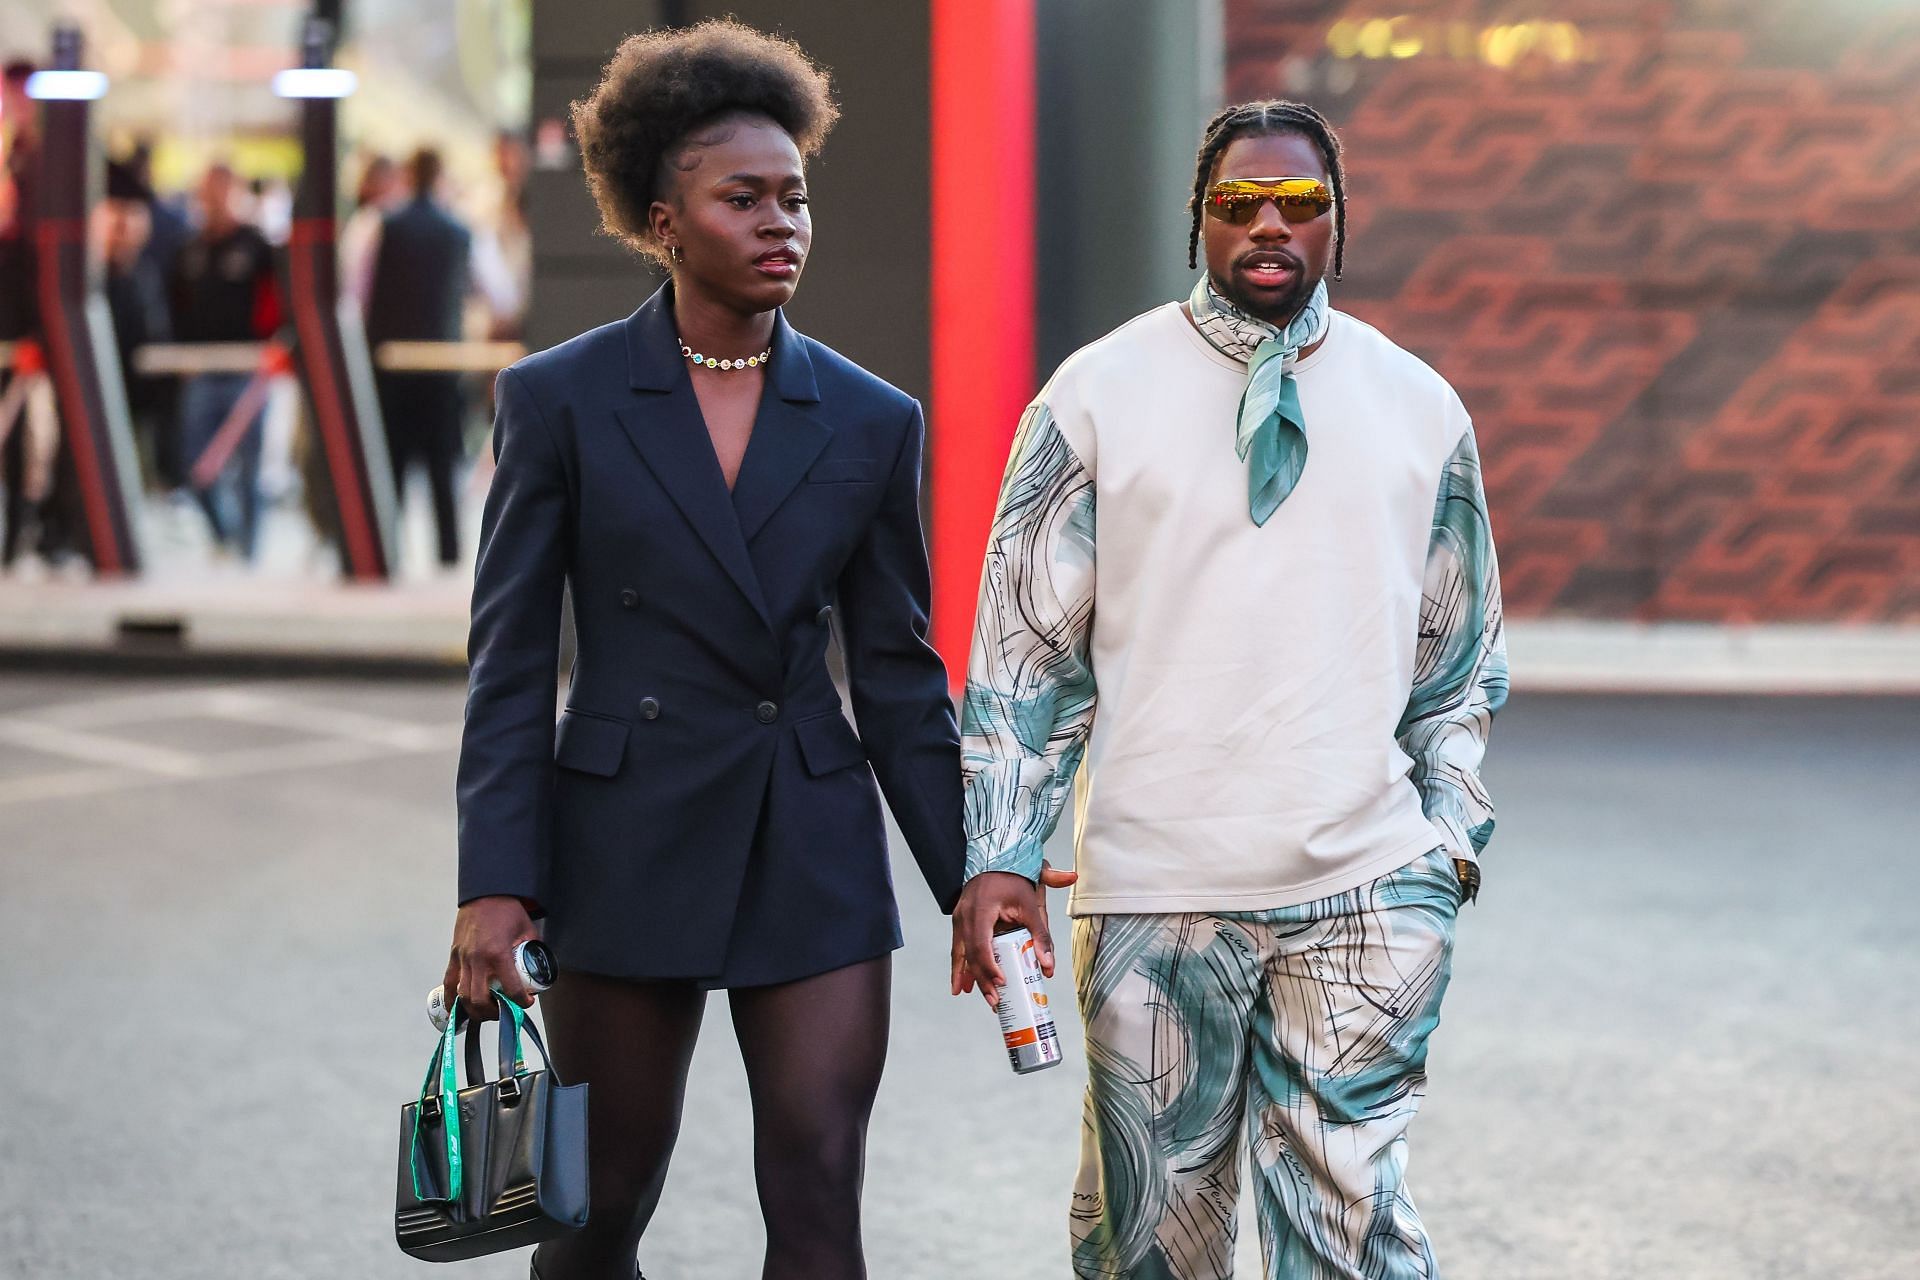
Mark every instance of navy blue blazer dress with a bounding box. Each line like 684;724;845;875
456;285;965;987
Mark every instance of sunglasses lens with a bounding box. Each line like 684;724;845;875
1204;180;1332;225
1205;192;1257;224
1278;190;1333;223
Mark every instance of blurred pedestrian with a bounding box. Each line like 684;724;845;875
0;163;28;342
0;57;50;568
0;58;36;222
471;129;530;341
168;161;282;562
250;174;292;245
364;146;470;567
99;160;173;489
126;138;190;274
340;152;397;313
123;140;189;489
1;59;39;447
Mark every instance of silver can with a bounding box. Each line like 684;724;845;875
427;939;557;1030
991;928;1063;1074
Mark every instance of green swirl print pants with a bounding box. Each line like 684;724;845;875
1069;848;1460;1279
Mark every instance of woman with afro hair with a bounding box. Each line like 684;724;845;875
441;20;1010;1279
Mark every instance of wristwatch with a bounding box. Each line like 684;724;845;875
1452;858;1480;903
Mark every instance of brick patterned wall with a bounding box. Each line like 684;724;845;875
1225;1;1920;620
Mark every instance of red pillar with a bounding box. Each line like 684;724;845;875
929;0;1035;685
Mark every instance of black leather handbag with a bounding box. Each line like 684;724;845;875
395;998;589;1261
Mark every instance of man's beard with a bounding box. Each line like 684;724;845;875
1210;265;1318;328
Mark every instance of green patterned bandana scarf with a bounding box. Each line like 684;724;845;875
1188;276;1331;526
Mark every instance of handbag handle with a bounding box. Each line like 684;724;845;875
410;994;560;1205
411;1001;468;1204
463;997;557;1093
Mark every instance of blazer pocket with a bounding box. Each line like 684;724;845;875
793;712;867;777
554;709;630;777
807;458;882;485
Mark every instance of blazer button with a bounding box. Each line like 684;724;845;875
619;588;639;609
816;604;833;626
639;697;661;721
755;701;779;724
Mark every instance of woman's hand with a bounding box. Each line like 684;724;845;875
950;861;1079;1007
444;896;540;1021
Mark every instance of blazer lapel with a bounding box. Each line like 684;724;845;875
730;313;832;544
617;288;772;629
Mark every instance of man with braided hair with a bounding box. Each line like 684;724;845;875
953;100;1508;1279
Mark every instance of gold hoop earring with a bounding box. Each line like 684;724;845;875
668;243;683;265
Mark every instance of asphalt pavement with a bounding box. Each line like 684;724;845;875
1;673;1914;1278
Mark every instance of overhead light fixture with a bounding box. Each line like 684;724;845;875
25;70;108;101
272;68;357;99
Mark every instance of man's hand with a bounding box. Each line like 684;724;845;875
443;896;540;1021
951;861;1079;1008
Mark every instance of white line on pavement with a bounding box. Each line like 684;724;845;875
0;719;206;777
13;684;259;729
204;693;457;751
0;765;145;806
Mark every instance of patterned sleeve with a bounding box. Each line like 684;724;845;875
1398;425;1510;869
960;401;1098;882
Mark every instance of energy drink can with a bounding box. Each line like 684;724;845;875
991;927;1063;1074
427;939;557;1031
511;939;558;990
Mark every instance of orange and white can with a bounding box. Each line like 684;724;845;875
991;927;1063;1074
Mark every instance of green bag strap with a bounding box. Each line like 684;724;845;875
499;996;529;1078
409;996;532;1205
410;1000;465;1203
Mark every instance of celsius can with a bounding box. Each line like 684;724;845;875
991;928;1063;1074
427;939;558;1031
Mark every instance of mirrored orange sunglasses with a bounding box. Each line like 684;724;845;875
1203;177;1335;225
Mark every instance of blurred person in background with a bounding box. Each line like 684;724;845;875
97;160;172;490
356;151;398;210
249;174;292;245
956;100;1508;1280
473;128;531;341
306;150;401;557
0;162;28;345
364;145;471;569
241;172;296;510
0;58;36;217
0;57;34;201
0;56;61;570
2;59;40;559
0;157;55;572
124;140;189;489
339;151;396;312
127;139;190;282
168;161;282;562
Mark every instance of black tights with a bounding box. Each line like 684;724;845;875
530;955;892;1280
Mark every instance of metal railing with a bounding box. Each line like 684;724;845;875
130;340;528;376
1;336;528;481
116;340;529;488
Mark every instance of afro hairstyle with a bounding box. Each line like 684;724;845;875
571;19;838;265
